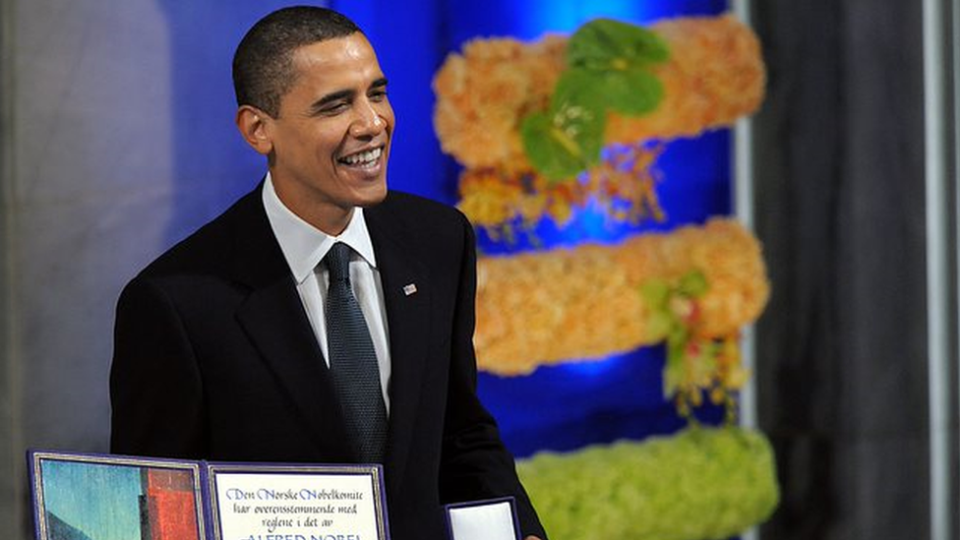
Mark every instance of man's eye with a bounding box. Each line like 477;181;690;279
321;102;349;114
370;90;388;101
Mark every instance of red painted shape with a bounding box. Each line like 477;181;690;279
142;468;199;540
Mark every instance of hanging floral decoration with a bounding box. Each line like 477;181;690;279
474;218;769;376
643;271;749;423
458;143;664;242
434;15;765;233
519;19;669;180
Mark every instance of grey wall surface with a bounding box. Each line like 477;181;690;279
0;1;291;536
2;0;19;533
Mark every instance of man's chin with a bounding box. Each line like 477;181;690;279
356;181;389;208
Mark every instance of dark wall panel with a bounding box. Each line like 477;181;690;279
752;2;930;538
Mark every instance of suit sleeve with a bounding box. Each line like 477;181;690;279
110;276;206;458
438;213;548;539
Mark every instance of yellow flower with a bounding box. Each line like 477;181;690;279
433;37;553;170
456;145;664;234
457;169;523;228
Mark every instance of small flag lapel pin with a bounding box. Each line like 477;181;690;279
403;283;418;296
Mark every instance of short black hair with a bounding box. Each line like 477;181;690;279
232;6;362;117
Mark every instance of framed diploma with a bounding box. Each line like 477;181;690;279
27;450;390;540
207;462;390;540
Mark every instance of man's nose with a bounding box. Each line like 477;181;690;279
350;100;386;137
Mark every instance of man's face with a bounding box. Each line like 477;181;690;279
261;33;394;233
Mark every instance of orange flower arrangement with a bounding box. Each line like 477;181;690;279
434;15;764;167
605;15;766;143
438;15;770;422
434;35;566;173
474;218;769;375
434;15;764;231
642;271;752;422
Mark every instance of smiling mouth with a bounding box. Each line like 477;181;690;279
338;146;384;169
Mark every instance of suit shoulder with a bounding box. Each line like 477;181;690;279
373;191;470;239
380;190;462;216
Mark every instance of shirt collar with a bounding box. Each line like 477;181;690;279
262;173;378;284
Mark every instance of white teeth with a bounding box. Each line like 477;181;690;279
342;147;382;166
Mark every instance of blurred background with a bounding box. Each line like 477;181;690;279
1;0;958;539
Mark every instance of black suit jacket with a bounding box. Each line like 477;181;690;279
110;186;546;540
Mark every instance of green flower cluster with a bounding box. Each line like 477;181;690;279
522;18;669;181
642;270;711;401
517;427;779;540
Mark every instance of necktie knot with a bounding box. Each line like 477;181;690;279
326;242;352;282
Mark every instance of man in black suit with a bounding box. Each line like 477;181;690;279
110;6;546;540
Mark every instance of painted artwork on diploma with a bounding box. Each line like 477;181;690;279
29;452;204;540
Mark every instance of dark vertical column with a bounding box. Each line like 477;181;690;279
0;0;24;535
752;1;930;539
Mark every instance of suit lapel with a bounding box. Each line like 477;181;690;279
228;187;352;461
366;200;431;487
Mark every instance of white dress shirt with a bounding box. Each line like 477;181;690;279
262;174;392;412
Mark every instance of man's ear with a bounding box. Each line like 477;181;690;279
236;105;274;156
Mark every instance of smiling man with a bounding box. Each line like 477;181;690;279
240;30;393;235
109;6;546;540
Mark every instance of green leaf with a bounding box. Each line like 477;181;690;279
552;68;608;113
521;74;606;181
599;68;664;116
549;71;606;170
678;270;709;297
667;326;688;348
640;280;670;307
521;112;585;181
663;362;681;397
646;312;673;340
664;347;684;396
667;341;684;368
567;18;669;71
520;18;671;177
